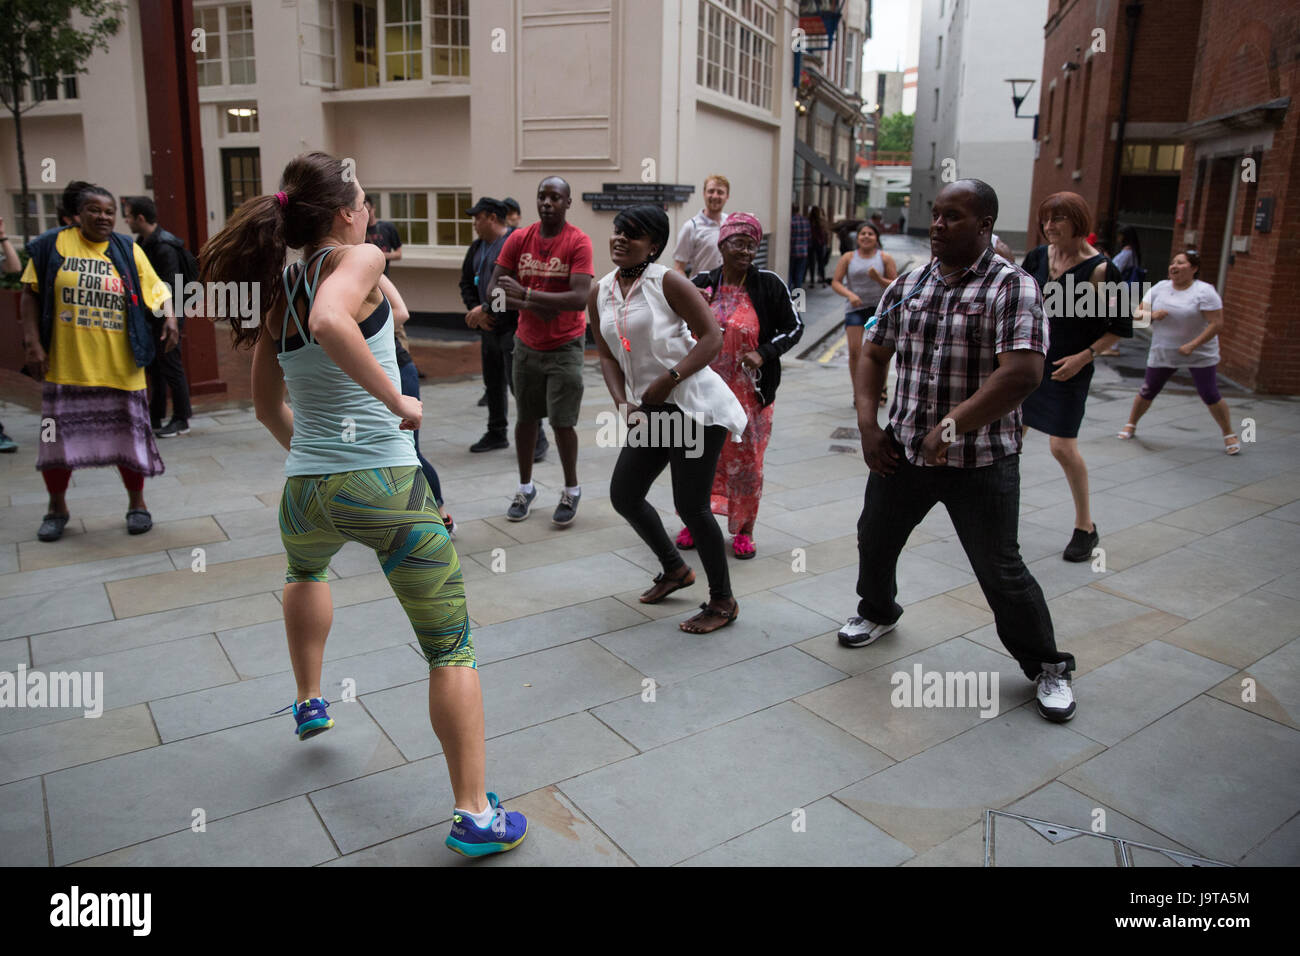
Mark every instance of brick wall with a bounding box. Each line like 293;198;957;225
1026;0;1202;242
1172;1;1300;393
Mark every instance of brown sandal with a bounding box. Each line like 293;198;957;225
640;565;695;604
679;598;739;634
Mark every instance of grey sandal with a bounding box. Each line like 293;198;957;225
126;509;153;535
37;512;70;542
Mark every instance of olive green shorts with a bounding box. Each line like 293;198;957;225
511;336;585;427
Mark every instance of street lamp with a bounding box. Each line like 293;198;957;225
1005;78;1036;118
1005;78;1038;140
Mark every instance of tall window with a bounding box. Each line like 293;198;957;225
434;191;473;245
196;4;256;87
1075;60;1091;170
385;0;422;81
429;0;468;77
842;29;858;93
1058;74;1071;160
301;0;337;87
697;0;775;111
221;148;261;217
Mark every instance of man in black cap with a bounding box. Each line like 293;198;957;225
461;197;547;457
502;197;522;229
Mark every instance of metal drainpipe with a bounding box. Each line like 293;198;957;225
1106;1;1143;250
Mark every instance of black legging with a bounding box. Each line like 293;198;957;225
609;409;731;601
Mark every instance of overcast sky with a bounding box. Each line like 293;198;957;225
862;0;914;73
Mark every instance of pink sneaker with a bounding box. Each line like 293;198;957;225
676;527;695;549
732;533;756;559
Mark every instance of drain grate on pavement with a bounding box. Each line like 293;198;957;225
830;427;861;440
983;810;1230;867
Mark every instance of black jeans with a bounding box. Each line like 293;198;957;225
148;319;192;425
855;451;1074;679
609;408;731;601
399;359;443;506
480;326;515;436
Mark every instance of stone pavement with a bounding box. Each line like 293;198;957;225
2;309;1299;867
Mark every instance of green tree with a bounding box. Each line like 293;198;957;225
0;0;124;245
876;112;913;154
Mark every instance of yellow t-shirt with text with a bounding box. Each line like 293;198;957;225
21;229;171;391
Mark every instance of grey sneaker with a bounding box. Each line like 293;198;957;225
552;490;580;527
837;615;898;648
506;487;537;522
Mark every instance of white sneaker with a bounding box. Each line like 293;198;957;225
837;615;898;648
1035;668;1076;722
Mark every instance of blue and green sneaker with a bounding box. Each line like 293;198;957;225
273;697;335;740
446;792;528;858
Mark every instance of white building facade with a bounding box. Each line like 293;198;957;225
909;0;1044;247
3;0;800;318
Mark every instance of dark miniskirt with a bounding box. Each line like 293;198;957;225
1020;360;1094;439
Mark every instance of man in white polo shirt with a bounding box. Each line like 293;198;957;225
673;174;730;278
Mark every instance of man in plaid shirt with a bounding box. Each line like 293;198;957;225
839;179;1078;723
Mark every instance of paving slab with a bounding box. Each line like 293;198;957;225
1096;548;1278;618
1061;695;1300;863
0;635;236;735
592;646;845;751
323;785;635;867
1161;590;1300;669
70;797;338;867
363;640;644;760
0;703;160;786
28;592;283;666
834;705;1104;853
150;643;426;742
0;777;48;866
311;712;634;854
217;597;416;678
560;702;892;867
1205;637;1300;730
1068;641;1236;746
594;590;841;685
680;795;914;866
796;638;1036;761
44;705;403;864
0;581;115;641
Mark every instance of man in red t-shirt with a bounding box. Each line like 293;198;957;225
488;176;594;526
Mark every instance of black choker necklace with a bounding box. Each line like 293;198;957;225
618;260;652;279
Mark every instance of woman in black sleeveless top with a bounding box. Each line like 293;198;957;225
1020;192;1132;562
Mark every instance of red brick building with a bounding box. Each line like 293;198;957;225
1027;0;1298;393
1173;2;1299;393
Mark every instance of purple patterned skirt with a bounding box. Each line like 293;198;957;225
35;383;165;476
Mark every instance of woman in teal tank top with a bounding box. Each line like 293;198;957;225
199;151;527;858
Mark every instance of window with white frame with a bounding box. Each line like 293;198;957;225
697;0;775;111
11;193;61;238
300;0;337;87
224;101;259;133
196;3;256;87
25;60;78;102
378;190;471;247
814;119;832;157
429;0;468;78
384;0;422;82
842;30;858;93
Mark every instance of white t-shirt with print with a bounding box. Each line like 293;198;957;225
1141;279;1223;368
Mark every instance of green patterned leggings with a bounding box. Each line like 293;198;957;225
279;465;475;669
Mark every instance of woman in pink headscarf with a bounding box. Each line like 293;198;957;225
675;212;804;559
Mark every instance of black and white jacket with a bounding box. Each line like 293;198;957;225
691;265;804;408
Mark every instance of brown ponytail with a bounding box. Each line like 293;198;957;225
200;151;358;349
